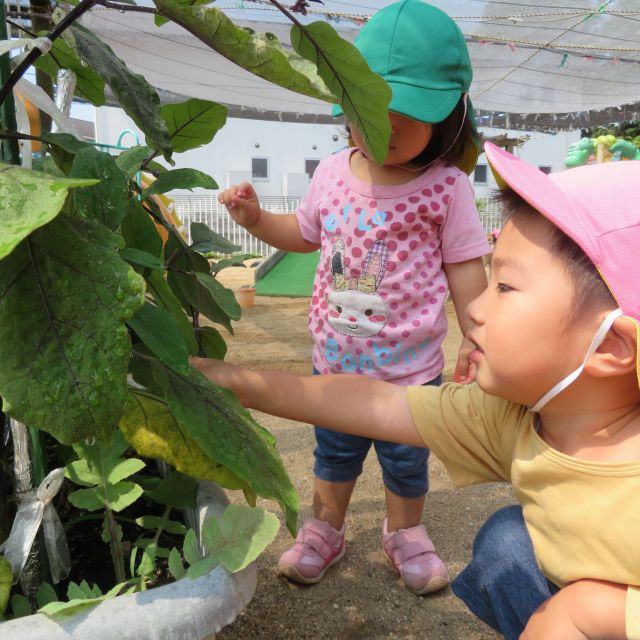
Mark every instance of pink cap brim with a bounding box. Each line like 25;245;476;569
484;142;640;323
484;141;582;252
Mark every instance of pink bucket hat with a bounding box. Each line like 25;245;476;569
484;141;640;383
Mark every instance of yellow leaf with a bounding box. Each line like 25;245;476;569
120;394;247;490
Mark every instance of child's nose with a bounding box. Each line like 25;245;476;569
349;316;357;322
467;289;487;326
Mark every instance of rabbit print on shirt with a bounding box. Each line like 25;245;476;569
327;239;389;338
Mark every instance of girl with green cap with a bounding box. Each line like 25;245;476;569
218;0;489;594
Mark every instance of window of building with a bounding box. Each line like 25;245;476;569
251;157;269;180
305;159;320;179
474;164;488;184
538;165;552;175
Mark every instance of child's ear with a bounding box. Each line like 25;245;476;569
586;316;637;378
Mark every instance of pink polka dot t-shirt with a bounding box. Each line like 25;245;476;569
295;148;489;385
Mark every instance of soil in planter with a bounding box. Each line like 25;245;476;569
59;477;185;594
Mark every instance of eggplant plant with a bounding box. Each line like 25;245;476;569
0;0;390;620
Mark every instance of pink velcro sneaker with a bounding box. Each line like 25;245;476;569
382;518;450;594
278;518;346;584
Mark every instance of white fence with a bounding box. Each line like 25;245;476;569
173;195;503;257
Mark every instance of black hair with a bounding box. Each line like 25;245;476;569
343;95;472;167
407;95;471;167
499;189;616;321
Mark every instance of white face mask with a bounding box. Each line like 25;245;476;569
529;308;624;412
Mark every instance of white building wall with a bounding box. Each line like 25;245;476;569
94;106;345;197
95;106;581;202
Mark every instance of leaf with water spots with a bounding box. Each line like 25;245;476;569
0;162;98;261
0;215;145;444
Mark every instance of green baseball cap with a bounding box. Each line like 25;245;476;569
334;0;480;174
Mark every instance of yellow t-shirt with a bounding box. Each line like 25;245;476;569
407;382;640;638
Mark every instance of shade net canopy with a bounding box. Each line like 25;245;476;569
81;1;640;129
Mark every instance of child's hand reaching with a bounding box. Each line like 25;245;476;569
190;357;252;407
453;336;477;384
217;182;261;228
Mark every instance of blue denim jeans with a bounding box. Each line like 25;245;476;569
452;505;560;640
313;373;442;498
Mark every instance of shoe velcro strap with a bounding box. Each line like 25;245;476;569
297;526;338;560
393;539;435;564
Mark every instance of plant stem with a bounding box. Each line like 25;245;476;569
95;0;158;14
151;506;172;548
104;508;126;583
0;0;99;109
267;0;306;29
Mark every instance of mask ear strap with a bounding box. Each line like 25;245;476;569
529;308;624;413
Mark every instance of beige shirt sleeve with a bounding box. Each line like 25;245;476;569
627;587;640;640
407;382;529;486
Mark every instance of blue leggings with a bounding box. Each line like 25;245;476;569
313;374;441;498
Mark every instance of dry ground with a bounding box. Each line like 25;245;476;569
211;264;513;640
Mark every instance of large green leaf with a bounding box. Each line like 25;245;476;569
128;302;189;374
71;148;130;230
165;366;298;533
0;215;145;444
71;23;172;160
291;21;391;165
145;270;199;355
167;271;239;332
195;326;227;360
190;222;240;255
119;248;164;272
120;391;248;490
154;0;333;103
195;272;240;320
165;231;210;273
33;33;106;105
162;98;227;153
143;168;217;197
200;505;279;573
0;163;98;261
210;253;255;273
116;145;152;178
144;470;197;509
120;199;164;259
41;132;96;174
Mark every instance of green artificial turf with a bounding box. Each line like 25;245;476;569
255;251;320;297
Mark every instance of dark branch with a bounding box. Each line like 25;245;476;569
95;1;159;14
0;0;99;108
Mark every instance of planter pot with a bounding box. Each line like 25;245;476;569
0;482;257;640
234;287;256;309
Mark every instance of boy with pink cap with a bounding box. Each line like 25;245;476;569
196;144;640;638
